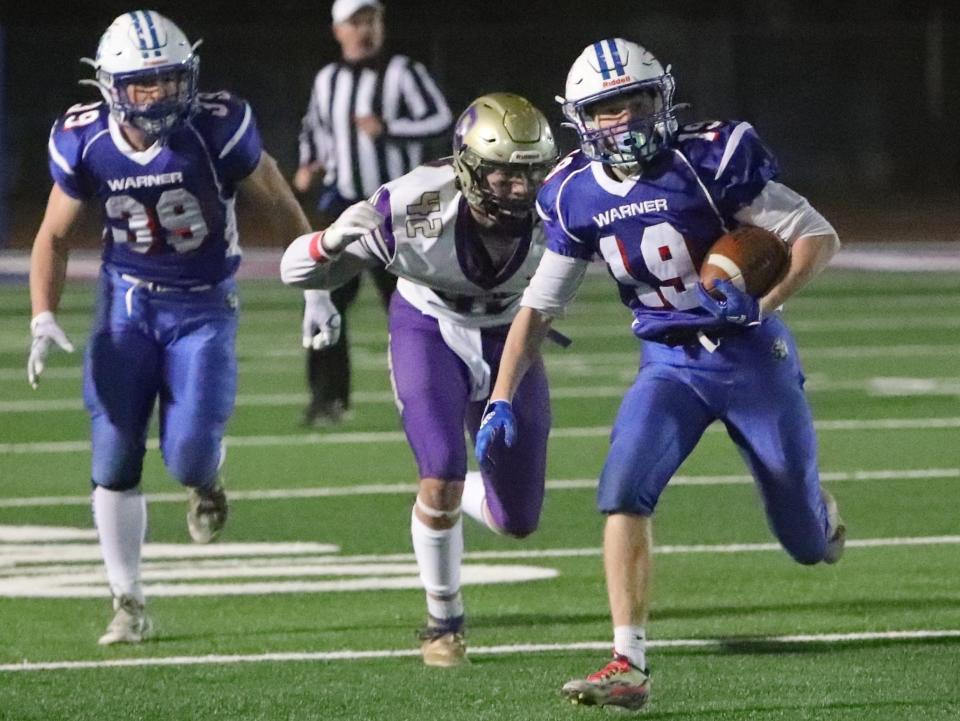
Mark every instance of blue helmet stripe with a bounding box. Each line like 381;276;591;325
142;11;163;57
128;11;148;57
593;41;611;80
607;39;626;76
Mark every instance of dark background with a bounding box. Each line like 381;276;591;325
2;0;959;247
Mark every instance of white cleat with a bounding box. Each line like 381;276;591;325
822;489;846;564
187;483;228;544
98;595;153;646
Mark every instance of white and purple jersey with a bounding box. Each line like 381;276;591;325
359;160;546;328
47;92;262;287
537;120;779;319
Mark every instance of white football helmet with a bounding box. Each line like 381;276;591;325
80;10;201;137
558;38;680;167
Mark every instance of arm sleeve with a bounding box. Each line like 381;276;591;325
733;181;837;244
520;249;590;318
280;232;381;290
386;60;453;139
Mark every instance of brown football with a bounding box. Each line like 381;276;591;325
699;226;789;298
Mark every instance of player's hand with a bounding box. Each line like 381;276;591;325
354;115;385;139
696;280;761;327
27;311;75;389
302;290;342;350
321;201;384;255
474;400;517;468
630;306;727;346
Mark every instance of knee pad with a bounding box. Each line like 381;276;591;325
415;495;461;521
91;475;141;493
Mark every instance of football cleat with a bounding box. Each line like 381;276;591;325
562;654;651;710
98;594;153;645
417;617;468;667
187;483;228;544
822;489;846;564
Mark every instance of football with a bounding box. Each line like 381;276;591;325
699;226;789;298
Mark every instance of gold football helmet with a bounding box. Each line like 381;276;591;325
452;93;558;220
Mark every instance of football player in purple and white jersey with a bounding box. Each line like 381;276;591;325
476;39;845;710
27;10;337;645
282;93;558;666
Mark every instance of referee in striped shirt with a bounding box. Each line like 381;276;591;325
294;0;452;426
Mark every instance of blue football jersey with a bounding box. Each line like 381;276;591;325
537;120;778;318
47;92;263;286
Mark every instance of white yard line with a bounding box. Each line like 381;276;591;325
1;416;958;456
4;376;959;414
0;468;955;509
1;629;957;673
1;343;959;381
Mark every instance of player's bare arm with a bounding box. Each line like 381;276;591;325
27;184;83;387
488;306;553;404
760;232;840;314
239;151;312;243
29;184;85;316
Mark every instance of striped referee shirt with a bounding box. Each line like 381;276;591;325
298;54;453;202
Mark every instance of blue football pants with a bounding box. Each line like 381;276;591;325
597;320;829;564
83;271;238;491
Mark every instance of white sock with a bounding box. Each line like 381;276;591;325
410;505;464;622
614;625;647;670
460;471;488;526
92;486;147;604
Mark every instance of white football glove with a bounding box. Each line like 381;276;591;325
28;311;75;389
302;290;342;350
321;200;384;255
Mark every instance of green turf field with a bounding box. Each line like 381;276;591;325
1;268;958;720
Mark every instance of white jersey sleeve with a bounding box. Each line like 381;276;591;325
520;249;590;318
733;181;836;244
280;231;380;289
379;162;547;328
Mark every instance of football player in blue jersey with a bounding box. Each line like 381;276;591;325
27;10;338;645
475;38;846;710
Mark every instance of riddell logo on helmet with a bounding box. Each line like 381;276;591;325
602;75;633;88
509;150;544;162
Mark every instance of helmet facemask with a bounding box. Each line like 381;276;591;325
79;11;202;141
451;92;558;231
97;57;200;138
565;75;678;168
458;147;554;224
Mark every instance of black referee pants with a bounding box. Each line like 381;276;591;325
305;265;396;413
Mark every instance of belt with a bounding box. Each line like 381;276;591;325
119;274;214;293
119;274;215;317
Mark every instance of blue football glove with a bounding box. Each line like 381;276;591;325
696;280;762;327
630;306;728;346
474;400;517;467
